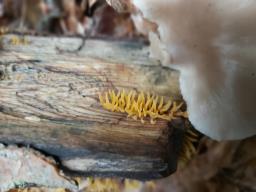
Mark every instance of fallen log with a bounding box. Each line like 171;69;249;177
0;34;184;180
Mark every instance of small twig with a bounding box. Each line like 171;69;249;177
55;27;94;54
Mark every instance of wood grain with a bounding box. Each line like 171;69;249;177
0;35;183;179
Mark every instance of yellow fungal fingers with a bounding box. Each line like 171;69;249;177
98;89;187;124
171;102;183;112
175;111;189;118
137;92;143;104
141;92;145;105
118;90;126;112
158;96;164;110
144;96;153;110
153;96;159;112
160;100;172;113
186;136;198;142
149;97;157;113
105;92;110;104
178;128;199;167
185;139;196;154
187;129;198;137
150;119;156;124
125;91;133;109
99;93;104;105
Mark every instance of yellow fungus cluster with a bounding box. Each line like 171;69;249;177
179;128;199;167
0;27;28;46
74;177;156;192
99;89;188;124
0;27;9;35
9;36;29;45
0;27;8;48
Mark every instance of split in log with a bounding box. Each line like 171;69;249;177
0;34;184;180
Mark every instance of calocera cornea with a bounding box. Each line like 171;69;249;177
99;89;188;124
178;128;200;167
0;27;9;48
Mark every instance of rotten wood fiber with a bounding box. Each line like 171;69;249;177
0;35;183;180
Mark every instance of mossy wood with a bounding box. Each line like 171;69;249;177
0;35;183;179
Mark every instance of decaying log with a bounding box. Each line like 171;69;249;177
0;34;183;180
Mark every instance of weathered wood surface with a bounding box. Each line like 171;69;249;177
0;35;182;179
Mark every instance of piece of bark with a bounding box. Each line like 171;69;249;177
0;144;77;192
0;34;182;180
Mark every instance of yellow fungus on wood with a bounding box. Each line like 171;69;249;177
99;89;187;124
99;89;199;166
